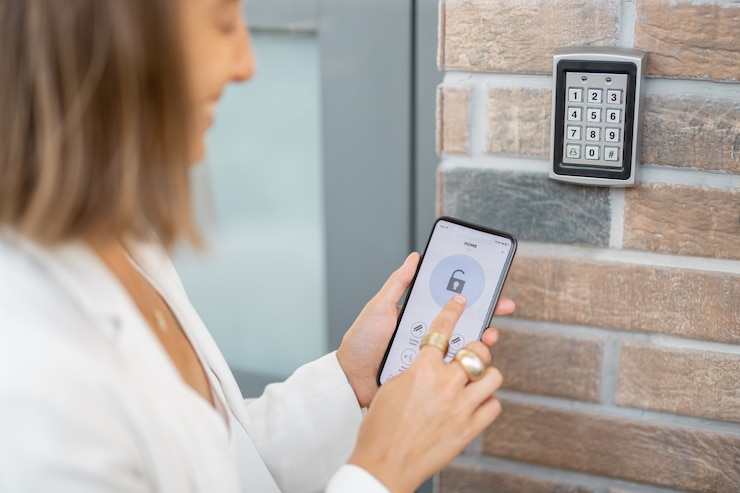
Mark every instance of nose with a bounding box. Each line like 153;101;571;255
233;23;255;83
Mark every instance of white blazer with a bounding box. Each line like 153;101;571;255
0;231;387;493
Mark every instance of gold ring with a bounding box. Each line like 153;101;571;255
453;349;486;382
419;332;449;354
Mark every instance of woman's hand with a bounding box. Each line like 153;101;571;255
336;253;515;408
347;295;504;493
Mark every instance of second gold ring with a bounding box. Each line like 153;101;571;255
453;348;486;382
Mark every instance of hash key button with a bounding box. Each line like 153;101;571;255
604;146;620;161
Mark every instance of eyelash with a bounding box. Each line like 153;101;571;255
215;8;242;35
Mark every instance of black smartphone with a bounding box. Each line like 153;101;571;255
377;216;517;386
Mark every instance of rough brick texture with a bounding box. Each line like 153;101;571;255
491;327;603;402
641;95;740;173
436;85;469;155
487;87;551;157
483;400;740;492
624;183;740;261
502;255;740;344
439;462;597;493
440;169;611;246
616;343;740;424
442;0;620;74
635;0;740;81
438;0;740;490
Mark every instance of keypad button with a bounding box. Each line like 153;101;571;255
607;89;622;104
606;109;621;123
585;145;600;160
604;146;620;161
586;127;601;141
568;88;583;102
605;127;620;142
586;108;601;122
587;88;603;104
566;144;581;159
567;107;583;121
567;125;582;140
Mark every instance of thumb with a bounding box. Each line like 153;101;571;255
378;252;419;305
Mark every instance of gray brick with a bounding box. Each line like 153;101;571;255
440;169;611;246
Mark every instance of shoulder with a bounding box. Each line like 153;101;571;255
0;233;121;394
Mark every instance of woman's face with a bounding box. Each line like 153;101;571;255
181;0;255;162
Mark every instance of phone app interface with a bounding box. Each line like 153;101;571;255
379;220;514;384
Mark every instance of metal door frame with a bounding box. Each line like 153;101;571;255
244;0;442;376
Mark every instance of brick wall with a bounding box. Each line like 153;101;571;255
435;1;740;492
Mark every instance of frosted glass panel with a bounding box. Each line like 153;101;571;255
173;32;325;379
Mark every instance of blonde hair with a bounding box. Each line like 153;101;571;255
0;0;199;248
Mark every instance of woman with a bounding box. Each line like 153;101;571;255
0;0;513;491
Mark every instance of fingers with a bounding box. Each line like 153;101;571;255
468;393;503;435
419;295;467;357
467;366;503;401
463;341;492;366
480;327;499;346
447;341;491;386
378;252;420;305
492;298;516;317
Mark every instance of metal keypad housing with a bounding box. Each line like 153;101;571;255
550;47;647;186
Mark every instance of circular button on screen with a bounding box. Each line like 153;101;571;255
429;254;485;308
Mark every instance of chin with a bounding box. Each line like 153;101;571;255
189;141;206;166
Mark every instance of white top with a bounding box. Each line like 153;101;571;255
0;230;389;493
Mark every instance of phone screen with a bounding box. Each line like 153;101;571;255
377;217;516;385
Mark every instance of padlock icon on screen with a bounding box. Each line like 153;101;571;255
446;269;466;294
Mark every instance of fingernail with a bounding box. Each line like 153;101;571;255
453;294;466;305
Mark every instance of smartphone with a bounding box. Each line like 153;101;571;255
377;216;517;386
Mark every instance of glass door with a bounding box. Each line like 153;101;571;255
173;25;327;393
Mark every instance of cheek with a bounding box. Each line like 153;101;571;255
187;46;217;102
